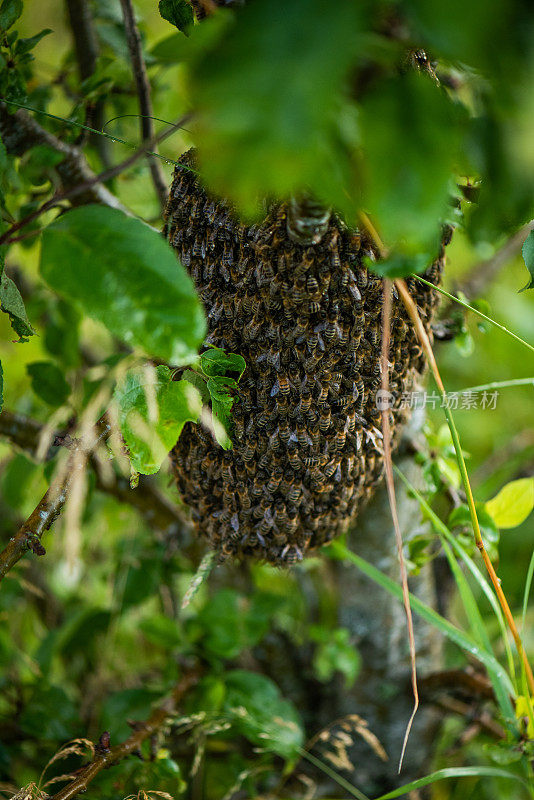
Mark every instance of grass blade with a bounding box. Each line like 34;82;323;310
373;765;528;799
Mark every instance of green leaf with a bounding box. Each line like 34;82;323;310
190;0;367;217
113;365;202;475
223;670;304;760
359;72;464;251
0;0;23;32
26;361;71;407
486;478;534;529
310;626;360;688
520;230;534;292
182;368;210;404
0;359;3;414
14;28;52;55
158;0;194;34
366;252;431;279
0;270;35;342
200;347;246;380
39;205;206;365
206;375;236;449
150;32;190;64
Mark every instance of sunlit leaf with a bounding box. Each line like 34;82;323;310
158;0;194;35
486;478;534;529
40;205;206;365
0;0;23;32
113;365;202;475
0;269;35;342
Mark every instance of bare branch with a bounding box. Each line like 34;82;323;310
0;417;111;583
49;669;200;800
0;111;192;247
65;0;111;165
0;408;186;536
119;0;168;209
0;102;124;211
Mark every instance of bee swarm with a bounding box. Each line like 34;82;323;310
165;150;446;565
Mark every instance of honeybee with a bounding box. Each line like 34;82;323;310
319;408;332;432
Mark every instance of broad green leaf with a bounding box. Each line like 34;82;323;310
0;270;35;342
113;365;202;475
359;72;463;251
0;0;23;32
310;626;360;688
40;205;206;365
520;230;534;292
374;766;528;800
223;670;304;760
150;32;190;64
26;361;70;407
158;0;194;34
182;368;210;404
486;478;534;529
190;0;367;216
200;347;245;379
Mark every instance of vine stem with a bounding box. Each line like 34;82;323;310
395;277;534;697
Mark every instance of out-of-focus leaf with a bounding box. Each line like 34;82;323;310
19;685;78;740
0;0;23;32
0;270;35;342
158;0;194;34
44;299;81;368
150;32;190;64
0;359;3;413
206;375;236;449
520;230;534;292
359;72;463;251
486;478;534;529
14;28;52;54
139;615;184;649
310;626;360;688
113;365;202;475
366;252;431;279
40;205;206;365
190;0;367;217
223;670;304;760
100;688;162;740
26;361;70;407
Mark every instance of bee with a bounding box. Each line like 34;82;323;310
283;546;303;565
292;316;309;340
280;471;294;496
324;459;338;479
293;276;307;304
266;468;283;494
274;499;289;524
221;461;234;483
192;236;203;258
316;381;329;405
330;245;341;269
306;274;322;301
303;454;320;469
319;408;332;432
268;428;281;452
287;483;302;503
278;375;290;396
296;422;310;448
304;352;322;373
299;389;312;414
287;443;301;470
310;423;320;449
335;424;347;451
242;442;256;462
308;300;321;314
236;481;251;510
279;419;291;444
324;304;340;341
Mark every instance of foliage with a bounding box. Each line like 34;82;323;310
0;0;533;799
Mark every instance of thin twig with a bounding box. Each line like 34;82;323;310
0;102;124;211
0;408;186;535
65;0;110;165
395;277;534;697
47;668;199;800
380;279;419;773
119;0;168;209
0;112;192;247
0;417;111;583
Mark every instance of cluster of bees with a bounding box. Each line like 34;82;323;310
165;150;445;565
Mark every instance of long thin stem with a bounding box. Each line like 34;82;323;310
395;277;534;697
119;0;168;209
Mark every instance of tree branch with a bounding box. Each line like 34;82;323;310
0;102;124;210
47;668;200;800
65;0;111;166
0;408;187;536
0;111;191;247
0;417;111;583
119;0;168;209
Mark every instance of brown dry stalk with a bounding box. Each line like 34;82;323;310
395;277;534;697
380;279;419;772
47;669;199;800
